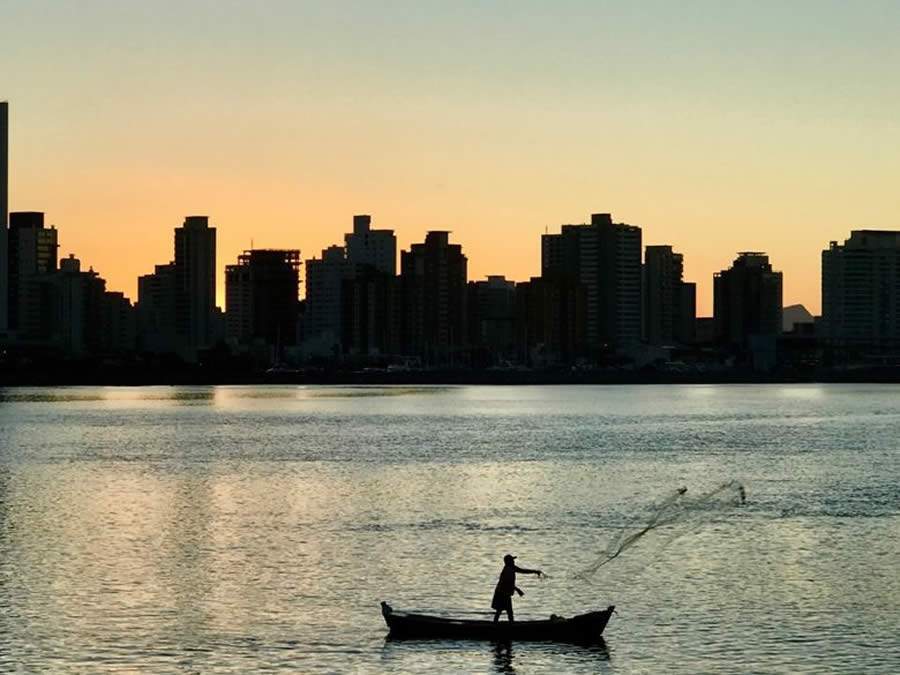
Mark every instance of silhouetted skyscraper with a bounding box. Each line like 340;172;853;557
515;275;586;366
303;245;350;355
542;213;642;354
643;245;695;345
174;215;216;357
137;263;177;354
713;252;783;347
468;275;516;364
100;290;136;354
677;282;697;344
226;249;300;349
7;211;58;336
822;230;900;352
345;214;396;275
0;101;8;334
341;265;401;358
401;231;467;364
49;254;106;356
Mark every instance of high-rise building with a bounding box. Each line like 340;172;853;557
713;252;783;347
341;266;401;358
174;216;216;357
1;101;8;334
50;254;106;356
468;275;516;363
542;213;642;354
225;249;301;349
345;214;396;275
822;230;900;352
303;245;351;354
676;282;697;344
401;231;467;364
100;290;137;354
515;275;586;366
136;263;177;354
7;211;58;336
643;245;696;345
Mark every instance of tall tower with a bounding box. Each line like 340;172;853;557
225;249;300;348
713;252;783;347
344;214;397;275
542;213;642;354
303;245;349;352
643;245;695;345
1;101;9;333
174;215;216;357
400;231;468;364
822;230;900;352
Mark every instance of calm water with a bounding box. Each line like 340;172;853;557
0;384;898;673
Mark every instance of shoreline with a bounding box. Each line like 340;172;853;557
3;367;900;387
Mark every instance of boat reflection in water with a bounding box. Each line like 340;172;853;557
382;630;610;675
491;639;610;674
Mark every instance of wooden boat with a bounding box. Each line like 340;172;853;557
381;601;615;643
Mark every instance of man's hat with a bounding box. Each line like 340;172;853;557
503;554;516;564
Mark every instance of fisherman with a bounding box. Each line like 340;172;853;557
492;554;543;622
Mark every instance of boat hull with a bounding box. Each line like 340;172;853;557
381;602;614;643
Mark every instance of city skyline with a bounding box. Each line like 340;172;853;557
1;111;878;318
1;96;806;319
6;2;900;315
0;92;892;342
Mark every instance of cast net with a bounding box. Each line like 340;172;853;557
572;480;747;580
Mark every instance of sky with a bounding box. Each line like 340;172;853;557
3;0;900;314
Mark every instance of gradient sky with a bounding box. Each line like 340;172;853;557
4;0;900;314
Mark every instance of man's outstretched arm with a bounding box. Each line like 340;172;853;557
514;566;543;576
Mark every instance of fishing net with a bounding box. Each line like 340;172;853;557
573;480;747;580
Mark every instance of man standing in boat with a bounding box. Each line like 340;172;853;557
492;554;543;622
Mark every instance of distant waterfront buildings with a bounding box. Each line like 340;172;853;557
401;231;468;364
542;213;642;354
100;289;136;355
713;252;783;348
225;249;300;349
822;230;900;352
50;254;106;356
135;216;218;361
137;264;177;354
7;212;58;338
303;245;350;356
174;216;217;358
300;216;399;359
7;87;900;373
515;275;586;366
345;214;396;275
341;265;401;358
468;275;516;364
642;245;696;345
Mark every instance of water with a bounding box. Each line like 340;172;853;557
0;384;898;673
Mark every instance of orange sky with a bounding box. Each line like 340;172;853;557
5;2;900;316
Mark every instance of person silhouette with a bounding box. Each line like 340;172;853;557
491;554;543;622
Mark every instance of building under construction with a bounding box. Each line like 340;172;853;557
225;249;301;349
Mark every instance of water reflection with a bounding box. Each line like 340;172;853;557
492;641;516;673
380;637;610;674
1;385;898;673
304;386;450;399
0;389;106;403
0;387;218;405
381;637;612;674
